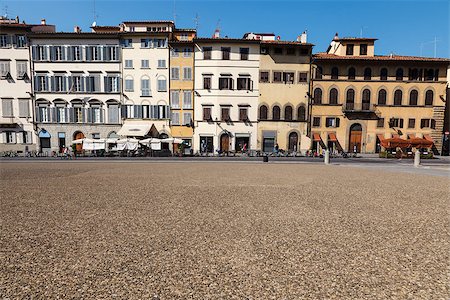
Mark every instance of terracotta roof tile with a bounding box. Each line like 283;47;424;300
313;53;450;62
261;40;314;46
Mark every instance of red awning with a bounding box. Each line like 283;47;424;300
313;133;321;142
377;134;385;142
407;133;416;139
424;134;434;143
409;137;433;148
328;132;337;142
381;137;410;149
392;134;400;138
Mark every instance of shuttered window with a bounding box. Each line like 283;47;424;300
19;99;30;117
2;99;13;117
171;91;180;108
183;91;192;109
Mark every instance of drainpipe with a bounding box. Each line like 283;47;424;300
307;52;314;139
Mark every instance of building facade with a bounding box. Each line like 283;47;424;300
256;37;313;153
0;17;55;153
29;31;122;154
193;38;260;153
169;29;196;152
311;34;449;154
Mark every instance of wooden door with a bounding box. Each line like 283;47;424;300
74;132;84;153
220;134;229;152
348;124;362;153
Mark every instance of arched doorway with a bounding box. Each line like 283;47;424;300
220;133;230;152
288;132;298;151
73;131;85;153
39;130;51;153
348;124;362;153
159;133;169;150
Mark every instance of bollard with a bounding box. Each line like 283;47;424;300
324;149;330;165
263;155;269;163
414;150;420;168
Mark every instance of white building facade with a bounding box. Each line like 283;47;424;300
193;38;260;153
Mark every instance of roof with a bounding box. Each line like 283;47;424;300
261;40;314;47
28;32;119;38
122;20;174;25
243;32;275;37
90;25;120;29
194;37;260;44
313;53;450;63
336;37;378;42
174;28;196;32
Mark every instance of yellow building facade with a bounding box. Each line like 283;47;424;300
169;29;196;152
257;40;313;153
311;35;449;154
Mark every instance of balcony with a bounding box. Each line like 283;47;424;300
342;103;380;120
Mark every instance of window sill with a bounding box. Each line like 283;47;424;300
140;95;153;97
157;67;167;69
124;67;134;69
140;67;151;69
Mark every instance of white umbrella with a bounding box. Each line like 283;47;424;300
139;138;153;144
71;138;84;144
173;138;184;144
105;138;118;144
161;138;174;143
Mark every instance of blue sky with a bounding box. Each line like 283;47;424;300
2;0;449;57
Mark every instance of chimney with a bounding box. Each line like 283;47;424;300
213;29;220;39
41;19;46;25
300;31;307;43
333;32;339;41
15;16;19;23
74;26;81;33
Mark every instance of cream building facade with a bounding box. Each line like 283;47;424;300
193;38;260;153
311;34;449;154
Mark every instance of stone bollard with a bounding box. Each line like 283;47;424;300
324;149;330;165
263;155;269;163
414;150;420;168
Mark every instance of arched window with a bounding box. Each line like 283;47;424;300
409;90;418;106
409;68;419;80
425;69;434;81
272;105;281;120
362;89;371;110
259;105;268;120
394;89;403;106
297;105;306;121
346;89;355;109
284;105;293;121
348;67;356;80
313;88;322;104
425;90;433;106
331;67;339;79
380;68;388;80
364;68;372;80
378;89;387;105
329;88;338;104
315;66;323;79
396;68;403;81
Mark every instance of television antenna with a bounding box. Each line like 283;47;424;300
420;37;440;57
172;0;177;24
360;26;368;37
193;13;200;32
92;0;99;24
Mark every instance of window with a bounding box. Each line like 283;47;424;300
378;89;387;105
377;118;384;128
125;60;133;68
312;117;321;127
362;89;371;110
273;71;282;83
259;105;268;120
183;112;192;125
52;74;67;92
19;99;30;117
0;35;10;48
329;88;338;104
157;77;167;91
360;44;368;55
21;131;31;144
348;67;356;80
104;46;119;61
171;67;180;80
104;76;120;93
3;131;15;144
0;61;11;78
86;75;101;93
70;46;82;61
219;77;233;90
203;107;212;121
408;118;415;129
239;108;248;121
298;72;308;82
56;105;67;123
141;39;151;48
34;74;49;91
221;47;231;60
240;48;249;60
260;46;268;54
203;47;212;60
171;111;180;125
286;48;295;55
108;104;120;124
409;90;418;106
183;91;192;108
315;67;323;79
157;59;166;68
121;39;132;48
272;106;280;120
51;46;64;61
171;48;180;57
203;76;212;89
183;48;192;57
171;91;180;108
141;78;151;96
71;75;84;92
380;68;388;80
2;99;13;117
260;71;269;83
179;33;189;41
221;107;230;121
183;67;192;80
313;88;322;104
389;118;404;128
396;68;403;81
141;60;149;69
283;72;295;84
409;68;419;81
237;77;252;90
425;90;433;106
420;119;434;129
346;89;355;109
284;105;293;121
86;46;102;61
364;68;372;80
331;67;339;79
125;78;134;92
394;89;403;106
15;35;27;48
274;47;282;54
297;105;306;121
325;117;340;128
346;44;354;55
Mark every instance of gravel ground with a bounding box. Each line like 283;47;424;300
0;162;449;299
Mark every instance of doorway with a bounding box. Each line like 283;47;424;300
348;123;362;153
73;131;85;153
288;132;298;151
39;130;51;153
220;134;230;152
